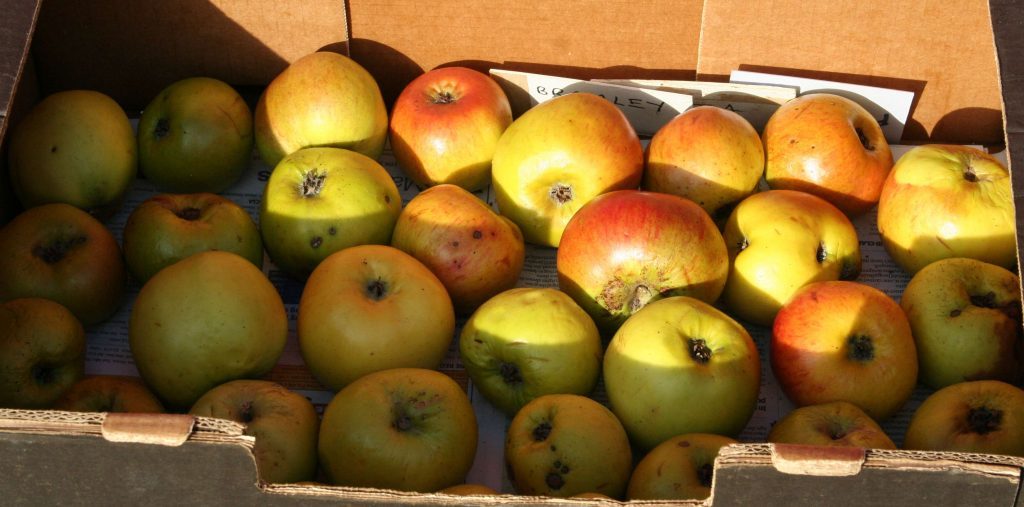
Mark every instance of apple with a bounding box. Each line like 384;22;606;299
505;393;632;499
255;51;388;167
877;144;1015;274
626;433;738;501
318;367;478;492
7;90;137;217
190;379;319;484
766;401;896;449
0;298;84;409
122;193;263;283
0;203;126;326
459;287;602;416
260;147;402;280
557;189;729;334
437;484;499;495
137;77;253;193
298;244;455;391
491;92;644;247
763;93;893;217
721;189;861;327
901;257;1022;389
129;250;287;410
772;281;918;421
643;105;764;221
903;380;1024;457
52;375;165;413
603;296;760;450
390;184;525;315
389;67;512;192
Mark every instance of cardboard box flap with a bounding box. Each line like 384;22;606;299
0;0;38;123
0;408;246;443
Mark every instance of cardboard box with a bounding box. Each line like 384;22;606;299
1;0;1022;504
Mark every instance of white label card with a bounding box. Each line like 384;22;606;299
730;70;915;143
489;69;693;137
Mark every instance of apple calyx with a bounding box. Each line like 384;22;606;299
392;408;414;432
547;460;571;490
826;420;849;440
364;278;388;301
176;207;202;221
688;338;712;364
239;400;255;423
31;363;57;385
32;235;87;264
966;406;1002;435
697;463;714;488
963;164;979;183
847;335;874;362
500;362;523;386
300;169;327;198
532;421;552;441
154;118;170;139
549;183;574;205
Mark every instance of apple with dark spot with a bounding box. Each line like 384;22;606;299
627;433;738;501
0;297;85;408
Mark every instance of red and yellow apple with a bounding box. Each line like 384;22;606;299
903;380;1024;457
627;433;738;501
389;66;512;191
763;93;893;217
767;401;896;449
0;298;85;409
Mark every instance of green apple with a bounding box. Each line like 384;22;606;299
721;189;861;327
627;433;738;501
901;257;1022;389
491;92;644;247
878;144;1015;274
603;296;760;450
904;380;1024;457
260;147;401;280
190;379;319;484
459;287;602;416
389;66;512;192
53;375;165;413
0;298;85;408
137;77;253;193
644;105;764;221
7;90;136;217
505;393;632;499
122;193;263;283
129;250;288;410
318;368;478;492
0;203;126;326
255;51;388;167
767;401;896;449
390;184;525;316
298;245;455;391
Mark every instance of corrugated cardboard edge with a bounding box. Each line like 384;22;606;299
0;0;40;135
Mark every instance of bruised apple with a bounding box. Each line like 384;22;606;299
390;184;524;315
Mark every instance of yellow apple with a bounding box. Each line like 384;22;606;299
904;380;1024;457
627;433;738;501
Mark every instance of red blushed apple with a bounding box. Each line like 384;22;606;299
771;281;918;421
763;93;893;217
389;67;512;192
557;190;728;334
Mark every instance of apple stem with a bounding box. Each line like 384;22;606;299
967;406;1002;435
548;183;574;205
855;127;874;151
32;235;87;264
964;165;979;182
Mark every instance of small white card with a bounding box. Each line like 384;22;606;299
730;70;915;143
489;69;693;137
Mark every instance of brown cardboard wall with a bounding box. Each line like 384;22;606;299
697;0;1003;144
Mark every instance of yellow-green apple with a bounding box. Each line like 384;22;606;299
255;51;387;167
491;92;643;247
459;287;601;416
7;90;137;217
390;184;524;315
0;298;84;408
318;367;477;491
260;147;401;280
643;105;764;222
505;393;632;499
129;250;287;409
772;281;917;421
298;244;454;391
767;401;896;449
877;144;1015;274
122;193;263;283
763;93;893;217
0;203;126;326
557;189;728;334
53;375;164;413
437;484;499;495
190;379;319;484
137;77;253;193
901;257;1021;389
721;189;861;327
626;433;738;501
603;296;760;450
389;67;512;192
903;380;1024;457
